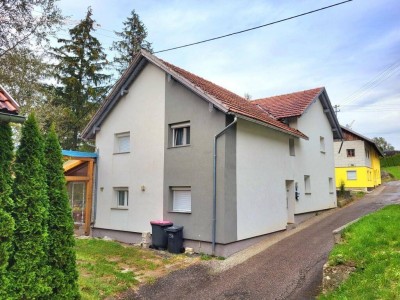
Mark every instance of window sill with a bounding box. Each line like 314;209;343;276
168;145;191;149
111;207;129;210
320;151;326;154
305;192;312;195
169;210;191;214
113;152;130;155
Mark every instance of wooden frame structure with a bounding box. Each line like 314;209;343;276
63;150;97;236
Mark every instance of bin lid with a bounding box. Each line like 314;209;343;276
150;220;173;226
164;225;184;232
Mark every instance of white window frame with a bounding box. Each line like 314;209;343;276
304;175;311;194
289;138;295;156
347;170;357;180
329;177;334;194
171;122;190;147
114;132;130;154
114;187;129;209
320;136;325;153
171;187;191;213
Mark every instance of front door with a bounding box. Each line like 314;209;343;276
285;180;295;224
67;182;86;224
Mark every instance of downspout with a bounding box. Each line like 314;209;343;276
338;139;344;154
212;116;237;256
92;148;99;227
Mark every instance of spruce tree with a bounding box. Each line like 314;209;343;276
9;114;50;298
0;121;15;298
111;9;152;74
53;7;111;150
45;125;80;299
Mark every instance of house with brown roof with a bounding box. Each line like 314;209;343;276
334;126;383;191
0;85;25;123
81;50;342;256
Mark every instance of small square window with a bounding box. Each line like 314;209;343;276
289;138;295;156
115;132;130;153
347;149;355;157
320;136;325;153
304;175;311;194
171;187;191;213
171;122;190;147
114;188;128;208
347;170;357;180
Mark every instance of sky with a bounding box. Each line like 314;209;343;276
57;0;400;149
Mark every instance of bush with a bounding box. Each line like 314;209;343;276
45;125;80;299
381;154;400;167
9;114;51;298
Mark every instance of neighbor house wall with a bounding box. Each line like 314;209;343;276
93;63;166;238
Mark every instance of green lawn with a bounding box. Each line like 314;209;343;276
319;205;400;299
382;166;400;180
76;238;196;299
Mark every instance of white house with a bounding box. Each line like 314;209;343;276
81;50;342;257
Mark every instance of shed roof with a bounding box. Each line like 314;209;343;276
0;85;19;114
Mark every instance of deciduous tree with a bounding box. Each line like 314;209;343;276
372;137;395;152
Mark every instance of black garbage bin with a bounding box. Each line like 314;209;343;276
150;220;173;250
165;225;184;254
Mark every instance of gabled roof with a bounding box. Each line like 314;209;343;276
340;126;384;157
0;85;19;114
82;50;307;140
253;87;343;140
252;88;323;119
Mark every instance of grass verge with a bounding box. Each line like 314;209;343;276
319;204;400;299
76;238;198;299
382;166;400;180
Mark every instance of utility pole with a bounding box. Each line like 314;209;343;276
333;105;340;115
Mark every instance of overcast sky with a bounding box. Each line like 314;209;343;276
57;0;400;149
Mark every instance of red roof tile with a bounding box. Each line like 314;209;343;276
252;88;323;119
161;60;308;139
0;90;18;114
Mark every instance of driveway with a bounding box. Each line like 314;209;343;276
129;182;400;300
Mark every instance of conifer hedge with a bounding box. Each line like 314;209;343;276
45;125;80;299
0;122;15;298
9;114;51;298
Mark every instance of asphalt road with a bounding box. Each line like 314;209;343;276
129;182;400;300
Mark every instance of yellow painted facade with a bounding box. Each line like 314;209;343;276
335;147;381;190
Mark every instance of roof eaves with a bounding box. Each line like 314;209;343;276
81;54;147;139
232;112;308;140
340;126;384;157
319;89;343;140
141;50;229;114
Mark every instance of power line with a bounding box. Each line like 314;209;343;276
154;0;353;54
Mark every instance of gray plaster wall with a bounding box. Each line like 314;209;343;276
163;75;237;243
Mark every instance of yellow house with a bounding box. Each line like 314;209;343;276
334;126;383;191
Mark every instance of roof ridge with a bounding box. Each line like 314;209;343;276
253;87;324;102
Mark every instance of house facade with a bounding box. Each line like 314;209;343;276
334;126;383;191
82;50;342;256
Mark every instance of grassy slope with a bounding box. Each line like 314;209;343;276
382;166;400;180
320;205;400;299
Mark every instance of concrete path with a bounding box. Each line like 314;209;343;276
129;182;400;300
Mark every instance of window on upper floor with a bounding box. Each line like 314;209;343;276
346;149;355;157
304;175;311;194
320;136;325;153
115;132;130;153
171;187;191;213
347;170;357;180
289;138;295;156
170;122;190;147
